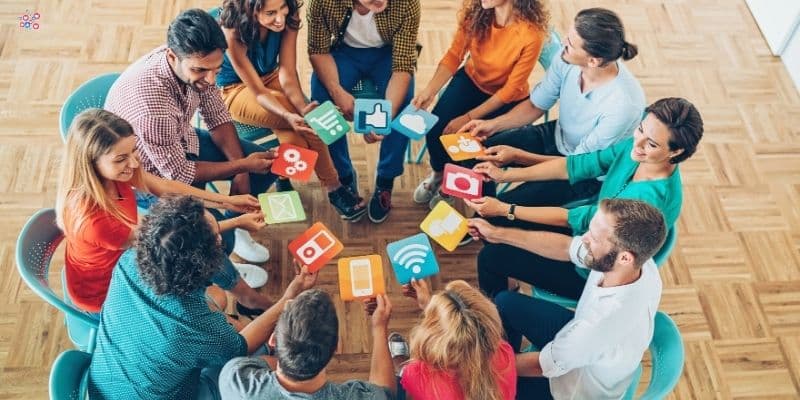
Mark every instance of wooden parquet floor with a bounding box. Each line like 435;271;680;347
0;0;799;398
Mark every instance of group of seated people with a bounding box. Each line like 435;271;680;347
52;0;705;399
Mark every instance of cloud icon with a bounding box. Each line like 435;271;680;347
399;113;427;135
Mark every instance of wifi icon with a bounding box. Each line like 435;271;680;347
387;233;440;285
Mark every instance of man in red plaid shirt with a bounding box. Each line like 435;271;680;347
106;9;276;314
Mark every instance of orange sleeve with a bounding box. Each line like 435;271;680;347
495;27;545;103
438;24;469;74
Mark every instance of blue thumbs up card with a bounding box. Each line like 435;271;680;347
354;99;393;135
386;233;440;285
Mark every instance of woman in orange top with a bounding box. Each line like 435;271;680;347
412;0;548;209
56;108;273;315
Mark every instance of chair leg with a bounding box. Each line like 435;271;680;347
207;182;220;193
414;142;427;164
87;328;97;354
405;142;413;163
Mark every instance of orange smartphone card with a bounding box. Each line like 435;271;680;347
288;222;343;273
271;144;319;182
338;255;385;301
439;133;484;161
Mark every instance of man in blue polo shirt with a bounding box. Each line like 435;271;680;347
453;8;645;215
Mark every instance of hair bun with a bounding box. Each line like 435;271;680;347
621;41;639;60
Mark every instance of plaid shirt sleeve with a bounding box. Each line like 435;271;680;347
307;0;335;55
135;114;197;184
198;87;233;130
391;0;421;74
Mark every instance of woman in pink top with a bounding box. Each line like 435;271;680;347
396;279;517;400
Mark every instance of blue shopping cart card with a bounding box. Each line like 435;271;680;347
390;104;439;141
386;233;440;285
304;101;350;145
354;99;393;135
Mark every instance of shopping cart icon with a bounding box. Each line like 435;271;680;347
305;101;350;145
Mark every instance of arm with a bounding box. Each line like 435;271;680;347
222;27;296;119
412;23;467;110
516;352;544;377
473;157;568;183
238;265;318;354
368;294;396;396
141;171;258;210
277;27;311;114
385;72;412;118
467;218;572;260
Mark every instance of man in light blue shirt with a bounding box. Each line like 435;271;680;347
462;8;645;213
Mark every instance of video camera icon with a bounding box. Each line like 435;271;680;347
354;99;392;135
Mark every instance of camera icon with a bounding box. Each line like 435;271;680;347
445;171;480;196
282;148;308;176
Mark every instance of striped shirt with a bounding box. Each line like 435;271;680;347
105;46;233;184
306;0;420;74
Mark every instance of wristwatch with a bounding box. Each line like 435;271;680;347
507;204;516;221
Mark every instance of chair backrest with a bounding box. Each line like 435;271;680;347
652;226;677;267
15;209;99;328
59;73;121;142
639;311;684;399
538;28;563;70
49;349;91;400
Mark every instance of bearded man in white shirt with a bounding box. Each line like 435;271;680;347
468;198;667;400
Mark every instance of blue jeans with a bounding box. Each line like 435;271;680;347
192;128;278;218
135;192;239;291
310;44;414;185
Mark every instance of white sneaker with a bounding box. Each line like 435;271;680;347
232;263;268;289
413;173;443;204
428;190;455;210
233;229;270;263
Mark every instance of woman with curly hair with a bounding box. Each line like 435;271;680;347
87;195;319;399
390;279;517;400
412;0;549;209
56;108;273;317
216;0;365;221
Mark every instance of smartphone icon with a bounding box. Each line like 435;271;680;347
350;259;374;297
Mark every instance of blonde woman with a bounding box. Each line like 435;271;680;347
56;108;273;317
393;279;517;400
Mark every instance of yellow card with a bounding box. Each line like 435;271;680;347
338;255;385;301
440;133;485;161
420;201;469;252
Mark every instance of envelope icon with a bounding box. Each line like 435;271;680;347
259;191;306;224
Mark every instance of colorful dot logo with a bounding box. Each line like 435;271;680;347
18;10;41;31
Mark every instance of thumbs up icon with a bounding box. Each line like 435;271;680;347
354;99;393;135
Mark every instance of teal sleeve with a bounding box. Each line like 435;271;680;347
567;205;595;235
566;139;626;184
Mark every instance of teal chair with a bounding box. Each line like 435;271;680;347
49;349;91;400
59;73;121;142
15;209;99;352
623;311;685;399
532;225;677;309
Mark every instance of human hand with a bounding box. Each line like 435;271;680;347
443;114;472;135
242;150;277;174
460;119;498;141
401;278;432;311
463;196;509;218
300;101;320;116
285;112;316;136
411;88;436;110
331;88;356;120
222;194;260;214
234;212;266;233
476;145;519;167
282;262;319;300
467;218;503;243
230;173;251;195
362;132;385;144
473;161;507;182
364;294;392;330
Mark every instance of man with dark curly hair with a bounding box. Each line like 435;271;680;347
87;196;318;400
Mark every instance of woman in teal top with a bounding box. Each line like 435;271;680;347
217;0;365;221
469;97;703;299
